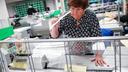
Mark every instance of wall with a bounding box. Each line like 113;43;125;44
0;0;10;29
0;0;9;19
6;0;57;17
7;4;16;17
45;0;56;10
6;0;22;17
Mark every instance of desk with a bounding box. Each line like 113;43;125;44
14;27;31;38
97;11;123;36
100;23;123;36
14;27;31;33
31;42;114;71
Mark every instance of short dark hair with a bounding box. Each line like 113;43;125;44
68;0;89;9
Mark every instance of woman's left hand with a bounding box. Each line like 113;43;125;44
91;52;108;66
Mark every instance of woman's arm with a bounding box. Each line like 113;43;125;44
49;18;60;38
89;13;107;66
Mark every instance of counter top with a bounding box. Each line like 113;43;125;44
14;27;31;33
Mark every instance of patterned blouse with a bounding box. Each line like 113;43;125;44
59;9;101;38
59;9;101;55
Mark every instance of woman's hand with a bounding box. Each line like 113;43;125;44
49;17;59;30
49;17;60;38
91;52;108;67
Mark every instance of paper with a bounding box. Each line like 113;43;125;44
9;61;27;69
120;40;128;48
64;64;87;72
120;34;128;48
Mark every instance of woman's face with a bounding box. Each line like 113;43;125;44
70;6;84;20
126;3;128;14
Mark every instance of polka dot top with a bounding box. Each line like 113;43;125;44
59;9;101;38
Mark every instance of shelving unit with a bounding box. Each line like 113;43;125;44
0;38;35;72
1;36;128;72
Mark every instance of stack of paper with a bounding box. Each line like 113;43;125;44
9;60;27;70
64;64;87;72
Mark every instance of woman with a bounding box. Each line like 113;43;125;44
50;0;107;66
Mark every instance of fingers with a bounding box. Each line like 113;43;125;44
49;18;60;30
49;18;59;25
102;60;106;65
95;60;98;66
51;19;58;25
91;57;110;67
91;58;103;66
91;58;95;62
100;59;105;66
102;60;110;67
97;59;103;66
92;58;108;67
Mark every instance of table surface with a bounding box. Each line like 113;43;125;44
14;27;31;33
100;23;123;31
